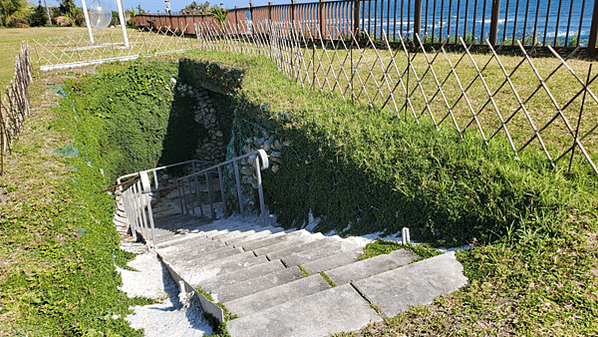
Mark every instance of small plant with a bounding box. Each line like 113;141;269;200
210;6;228;30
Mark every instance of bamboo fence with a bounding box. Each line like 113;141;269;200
0;42;32;175
195;20;598;176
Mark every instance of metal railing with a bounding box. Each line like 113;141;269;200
117;159;212;248
175;149;270;220
116;150;270;248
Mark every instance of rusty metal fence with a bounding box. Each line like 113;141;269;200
0;42;32;175
195;20;598;176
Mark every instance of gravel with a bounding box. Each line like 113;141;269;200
117;250;213;336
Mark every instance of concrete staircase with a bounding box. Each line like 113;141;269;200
147;213;468;337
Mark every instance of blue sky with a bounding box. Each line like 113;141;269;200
42;0;314;14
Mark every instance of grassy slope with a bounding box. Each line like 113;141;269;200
181;50;598;335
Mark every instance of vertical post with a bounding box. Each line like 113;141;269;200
353;0;360;42
489;0;500;46
250;3;254;34
292;0;297;25
414;0;422;39
588;0;598;54
235;6;239;27
81;0;94;44
319;0;325;38
269;2;274;21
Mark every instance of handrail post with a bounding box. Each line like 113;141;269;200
489;0;500;47
255;154;266;216
353;0;360;42
588;0;598;54
414;0;422;40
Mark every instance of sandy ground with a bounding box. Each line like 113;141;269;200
117;250;213;337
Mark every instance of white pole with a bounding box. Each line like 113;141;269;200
81;0;95;44
43;0;52;25
115;0;130;48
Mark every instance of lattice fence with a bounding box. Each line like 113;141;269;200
31;27;196;71
0;42;32;175
195;20;598;176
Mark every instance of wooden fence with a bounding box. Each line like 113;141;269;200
0;42;32;175
134;0;598;53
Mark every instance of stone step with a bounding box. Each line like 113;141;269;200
220;228;282;245
211;266;305;303
265;238;340;262
280;241;350;268
325;249;417;286
159;238;227;256
251;234;317;256
160;241;243;266
198;259;286;292
233;230;308;251
227;230;287;247
226;284;383;337
352;252;468;318
300;250;362;275
210;229;257;242
223;274;332;318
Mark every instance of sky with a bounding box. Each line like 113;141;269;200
42;0;313;14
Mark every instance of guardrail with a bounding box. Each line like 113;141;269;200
116;150;270;248
175;149;270;221
117;159;213;248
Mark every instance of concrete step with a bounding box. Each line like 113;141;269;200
325;249;417;286
300;250;362;275
280;242;350;268
178;251;268;287
252;234;317;256
223;274;332;318
352;251;468;317
199;259;286;292
227;230;287;247
220;229;281;245
233;230;308;251
210;229;257;242
226;284;383;337
160;241;243;266
266;239;340;262
211;266;305;303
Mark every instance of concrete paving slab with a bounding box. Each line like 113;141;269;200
199;259;286;292
300;250;362;275
228;231;287;247
221;229;277;245
326;249;417;285
226;284;383;337
265;239;339;261
252;235;317;256
280;242;347;267
158;239;227;256
211;267;305;303
352;251;468;317
233;231;301;251
210;229;257;242
223;274;332;318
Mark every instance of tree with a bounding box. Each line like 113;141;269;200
136;4;146;14
210;5;227;29
59;0;76;18
180;1;210;14
0;0;31;26
29;0;48;27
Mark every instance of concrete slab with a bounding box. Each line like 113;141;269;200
265;239;339;261
211;266;305;303
326;249;417;285
220;229;278;245
226;284;383;337
280;242;347;267
228;231;287;247
174;252;268;287
235;230;309;251
352;251;468;317
199;260;286;292
252;235;316;256
211;229;257;242
223;274;332;318
158;239;227;255
301;250;362;275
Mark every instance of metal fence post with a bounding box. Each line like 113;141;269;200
589;0;598;54
489;0;501;46
414;0;422;39
353;0;360;42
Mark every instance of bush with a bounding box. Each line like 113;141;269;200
53;15;73;26
5;15;29;27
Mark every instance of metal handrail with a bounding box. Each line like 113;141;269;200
115;151;269;249
176;149;269;220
